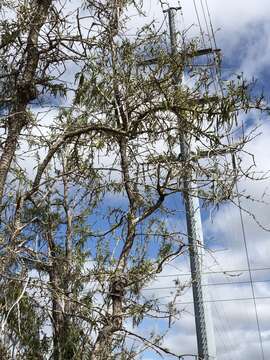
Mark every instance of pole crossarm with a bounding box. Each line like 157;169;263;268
137;48;221;66
163;6;182;13
192;142;242;160
143;143;241;167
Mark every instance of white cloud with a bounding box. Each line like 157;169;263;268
5;1;270;358
139;103;270;359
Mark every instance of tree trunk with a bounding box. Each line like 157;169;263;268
0;118;24;205
0;0;52;206
90;276;126;360
50;265;75;360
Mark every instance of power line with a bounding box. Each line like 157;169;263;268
203;0;225;97
234;155;266;360
192;0;218;95
195;4;265;354
62;266;270;280
199;0;213;49
192;0;206;47
155;266;270;278
209;271;245;360
173;296;270;306
204;0;218;49
142;278;270;291
211;302;234;360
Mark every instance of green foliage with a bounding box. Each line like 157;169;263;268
0;281;48;359
0;0;266;359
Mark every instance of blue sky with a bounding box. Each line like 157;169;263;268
124;1;270;359
10;0;270;358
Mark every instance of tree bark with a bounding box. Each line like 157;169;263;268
0;117;23;204
50;268;74;360
47;220;74;360
90;276;126;360
0;0;52;206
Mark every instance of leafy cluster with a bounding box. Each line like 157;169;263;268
0;1;266;359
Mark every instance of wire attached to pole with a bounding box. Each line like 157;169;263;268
232;153;265;360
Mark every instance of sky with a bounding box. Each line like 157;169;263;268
7;0;270;359
130;1;270;359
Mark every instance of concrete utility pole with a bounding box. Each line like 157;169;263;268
165;6;217;360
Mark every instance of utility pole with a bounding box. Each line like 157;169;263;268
165;7;217;360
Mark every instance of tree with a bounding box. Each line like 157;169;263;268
0;1;266;359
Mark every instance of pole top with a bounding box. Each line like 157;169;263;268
163;6;182;14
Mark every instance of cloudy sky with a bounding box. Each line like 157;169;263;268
132;1;270;359
11;0;270;358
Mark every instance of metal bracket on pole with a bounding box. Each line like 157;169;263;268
163;6;182;13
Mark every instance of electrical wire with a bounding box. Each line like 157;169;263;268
199;0;212;48
202;0;224;96
192;0;206;47
192;0;218;94
155;266;270;278
73;266;270;280
142;278;270;291
204;0;218;49
233;155;266;360
163;4;264;359
203;0;225;97
211;302;234;360
173;296;270;306
209;272;243;360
